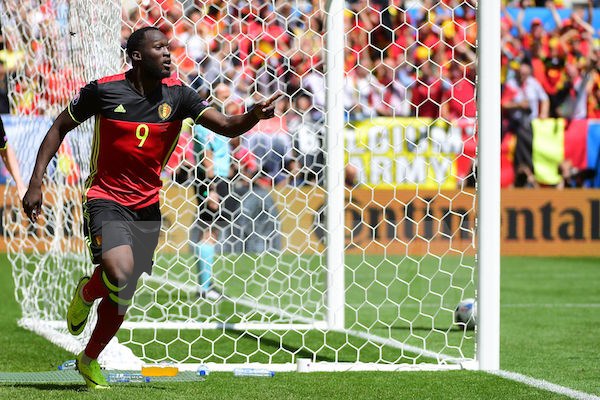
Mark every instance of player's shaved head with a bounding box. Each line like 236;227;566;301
126;26;171;80
126;27;162;59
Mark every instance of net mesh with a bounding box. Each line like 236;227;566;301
2;0;478;369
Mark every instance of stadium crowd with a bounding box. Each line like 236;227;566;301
117;0;478;122
0;0;599;188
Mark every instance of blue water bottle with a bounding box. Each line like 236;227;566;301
107;373;151;383
233;368;275;377
58;360;76;370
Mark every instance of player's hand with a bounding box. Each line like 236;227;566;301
252;92;284;120
17;184;27;200
22;185;42;223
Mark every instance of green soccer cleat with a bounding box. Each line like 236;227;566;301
67;276;91;336
76;352;110;390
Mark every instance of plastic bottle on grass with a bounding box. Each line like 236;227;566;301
233;368;275;377
58;360;76;370
141;363;179;377
196;364;210;377
107;373;151;383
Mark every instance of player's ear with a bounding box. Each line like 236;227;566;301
131;50;142;62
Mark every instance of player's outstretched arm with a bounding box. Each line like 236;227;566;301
197;93;284;138
22;109;79;222
0;144;27;199
0;118;27;199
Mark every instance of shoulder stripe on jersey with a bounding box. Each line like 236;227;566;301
162;129;182;169
194;107;212;124
84;116;101;202
98;73;126;85
161;76;183;87
67;103;83;124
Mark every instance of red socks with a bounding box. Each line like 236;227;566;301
84;298;125;359
81;266;109;303
81;266;130;360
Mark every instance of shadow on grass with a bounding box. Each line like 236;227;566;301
387;325;454;332
2;382;175;392
226;330;337;362
1;383;85;391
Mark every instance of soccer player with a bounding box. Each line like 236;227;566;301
0;117;27;199
22;26;282;389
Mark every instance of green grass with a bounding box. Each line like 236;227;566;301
12;251;476;364
501;257;600;395
0;372;571;400
0;253;598;399
122;253;475;364
0;254;72;372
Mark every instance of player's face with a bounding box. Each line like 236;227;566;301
140;30;171;79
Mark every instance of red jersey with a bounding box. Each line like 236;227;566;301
68;72;209;209
411;77;445;119
447;77;476;120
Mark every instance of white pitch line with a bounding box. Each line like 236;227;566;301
143;274;320;324
493;370;600;400
342;328;468;364
345;303;600;309
501;303;600;309
145;273;600;398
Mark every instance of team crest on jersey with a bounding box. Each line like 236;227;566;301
158;103;172;120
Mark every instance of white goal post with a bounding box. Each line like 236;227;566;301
2;0;500;372
477;0;501;371
324;0;346;332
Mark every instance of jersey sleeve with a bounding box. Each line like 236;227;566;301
0;117;7;150
180;86;210;122
68;81;100;124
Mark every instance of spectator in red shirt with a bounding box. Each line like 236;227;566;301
443;62;476;122
410;61;446;119
520;18;550;54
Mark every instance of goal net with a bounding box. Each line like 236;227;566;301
2;0;487;371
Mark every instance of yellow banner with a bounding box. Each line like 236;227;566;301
346;118;461;189
532;118;565;185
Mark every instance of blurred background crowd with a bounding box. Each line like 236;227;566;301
0;0;600;189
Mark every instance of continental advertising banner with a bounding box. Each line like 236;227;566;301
1;186;599;257
346;118;475;189
501;189;600;256
345;188;477;255
273;187;600;257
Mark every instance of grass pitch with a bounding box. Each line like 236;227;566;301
0;254;598;399
124;252;475;364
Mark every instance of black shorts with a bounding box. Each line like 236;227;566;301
83;199;161;274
